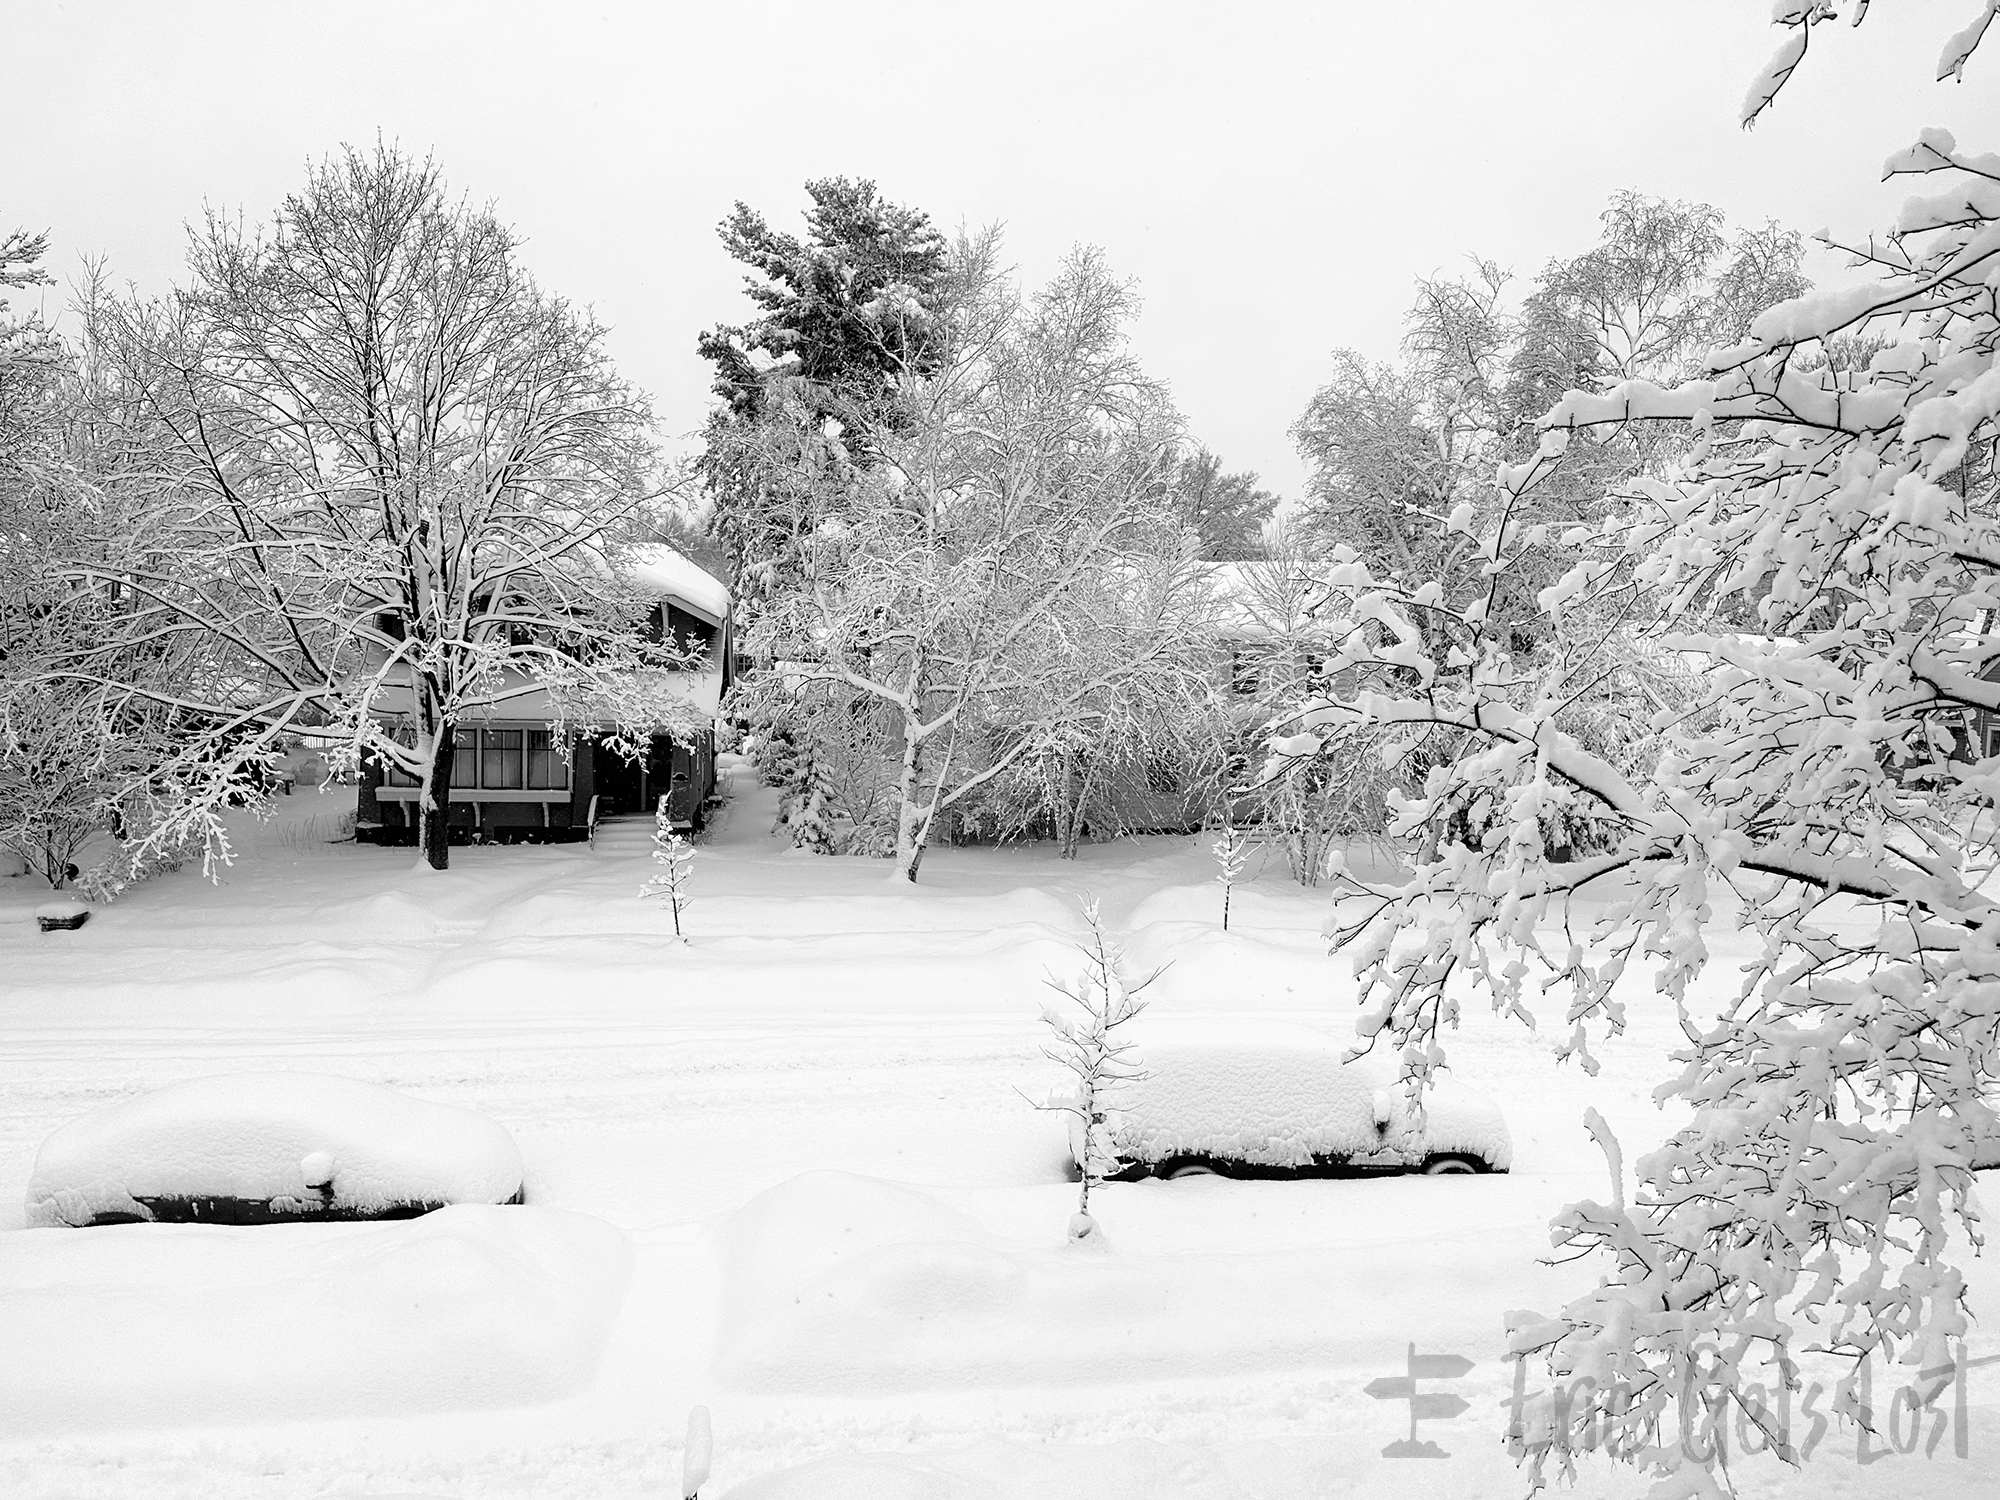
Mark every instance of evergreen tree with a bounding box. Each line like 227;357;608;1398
695;178;950;602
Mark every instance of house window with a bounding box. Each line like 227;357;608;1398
1229;644;1261;696
381;725;571;791
379;725;419;787
449;727;477;787
481;728;525;789
527;729;566;789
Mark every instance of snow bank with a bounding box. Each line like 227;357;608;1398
0;1204;630;1435
27;1073;525;1227
1101;1018;1512;1173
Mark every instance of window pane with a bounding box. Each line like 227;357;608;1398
482;728;524;789
526;729;567;790
450;727;478;787
381;725;418;787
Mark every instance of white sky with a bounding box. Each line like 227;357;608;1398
5;2;1997;503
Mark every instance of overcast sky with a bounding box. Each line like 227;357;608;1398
6;2;1997;503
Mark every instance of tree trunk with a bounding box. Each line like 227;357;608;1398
893;695;929;884
418;723;455;871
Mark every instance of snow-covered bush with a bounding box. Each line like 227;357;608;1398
730;678;897;856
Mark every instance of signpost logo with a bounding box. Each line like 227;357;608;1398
1367;1343;1474;1458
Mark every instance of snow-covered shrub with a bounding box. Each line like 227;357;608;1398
730;677;897;856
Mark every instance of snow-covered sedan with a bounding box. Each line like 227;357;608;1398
1074;1019;1512;1181
26;1073;525;1227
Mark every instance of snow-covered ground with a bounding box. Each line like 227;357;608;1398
2;757;1996;1498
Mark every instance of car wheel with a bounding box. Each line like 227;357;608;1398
1163;1160;1222;1180
1421;1153;1483;1176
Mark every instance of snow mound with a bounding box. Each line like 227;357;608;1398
0;1204;631;1435
341;890;443;940
714;1170;985;1308
712;1172;1436;1393
1098;1018;1513;1173
27;1073;525;1227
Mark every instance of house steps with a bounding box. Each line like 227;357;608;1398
590;815;658;855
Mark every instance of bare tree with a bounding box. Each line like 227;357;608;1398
26;147;704;873
641;799;695;940
1038;897;1152;1242
1211;813;1248;930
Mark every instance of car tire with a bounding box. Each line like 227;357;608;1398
1162;1160;1223;1181
1420;1153;1483;1176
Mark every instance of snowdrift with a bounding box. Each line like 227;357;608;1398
0;1204;631;1435
709;1171;1517;1394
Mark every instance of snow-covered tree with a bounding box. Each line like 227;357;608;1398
1269;20;2000;1493
1160;445;1278;562
21;146;706;874
745;237;1216;881
977;550;1225;859
696;177;950;605
1;235;182;892
1038;897;1152;1242
1212;815;1249;931
641;798;695;940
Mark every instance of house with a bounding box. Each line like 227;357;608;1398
353;547;733;847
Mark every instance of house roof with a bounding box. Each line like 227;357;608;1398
627;545;731;628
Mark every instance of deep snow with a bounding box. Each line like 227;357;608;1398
1;757;1995;1498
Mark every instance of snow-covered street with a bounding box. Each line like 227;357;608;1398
4;762;1995;1497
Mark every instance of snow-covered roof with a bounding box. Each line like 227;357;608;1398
627;545;731;628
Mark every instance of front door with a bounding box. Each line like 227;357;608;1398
593;739;648;816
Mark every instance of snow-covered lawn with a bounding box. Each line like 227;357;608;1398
2;758;1996;1497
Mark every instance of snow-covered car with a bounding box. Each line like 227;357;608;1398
1073;1019;1513;1180
26;1073;525;1228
